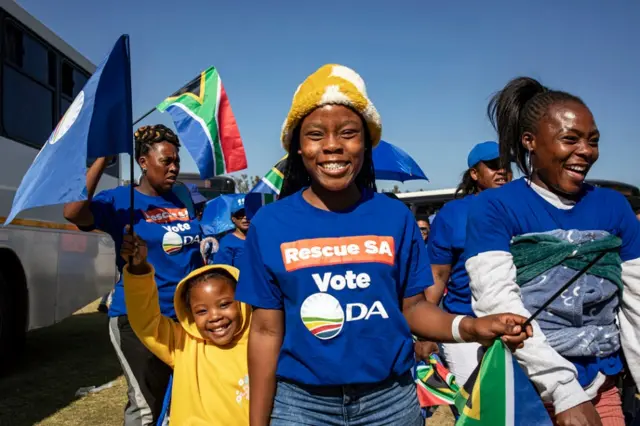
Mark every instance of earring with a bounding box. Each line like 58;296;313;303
142;168;147;175
527;151;533;176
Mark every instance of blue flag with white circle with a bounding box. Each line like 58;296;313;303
3;35;133;226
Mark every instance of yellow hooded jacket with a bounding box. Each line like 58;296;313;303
123;264;250;426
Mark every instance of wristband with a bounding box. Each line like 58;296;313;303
452;315;468;343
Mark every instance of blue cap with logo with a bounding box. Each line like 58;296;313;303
230;195;245;215
467;141;500;168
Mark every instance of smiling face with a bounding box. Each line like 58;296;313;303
298;105;366;193
188;277;240;346
138;141;181;193
525;101;599;196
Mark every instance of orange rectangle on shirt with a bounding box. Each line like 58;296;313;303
143;208;189;224
280;235;395;272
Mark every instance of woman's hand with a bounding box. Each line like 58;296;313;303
121;227;150;274
462;313;533;350
414;340;439;362
555;402;602;426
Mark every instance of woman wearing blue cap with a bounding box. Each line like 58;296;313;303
425;141;511;385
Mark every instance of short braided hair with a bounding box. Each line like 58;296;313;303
487;77;585;176
134;124;180;162
183;269;237;309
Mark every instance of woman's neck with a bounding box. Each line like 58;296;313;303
530;171;581;202
303;183;361;212
136;177;162;197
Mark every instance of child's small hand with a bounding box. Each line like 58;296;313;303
121;227;149;272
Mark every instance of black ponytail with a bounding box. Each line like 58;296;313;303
280;118;377;199
455;169;477;198
487;77;585;176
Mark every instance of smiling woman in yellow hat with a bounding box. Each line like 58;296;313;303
234;64;532;426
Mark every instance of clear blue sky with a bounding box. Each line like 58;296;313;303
17;0;640;191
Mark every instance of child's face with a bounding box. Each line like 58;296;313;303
189;278;241;346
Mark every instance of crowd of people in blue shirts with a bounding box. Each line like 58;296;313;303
63;64;640;426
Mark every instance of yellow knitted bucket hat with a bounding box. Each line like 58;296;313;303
281;64;382;151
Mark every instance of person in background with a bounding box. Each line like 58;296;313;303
235;64;532;426
121;231;250;425
186;183;208;221
466;76;640;426
214;203;249;267
63;125;204;426
425;141;510;385
416;215;430;243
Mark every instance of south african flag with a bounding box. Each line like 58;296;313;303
454;341;552;426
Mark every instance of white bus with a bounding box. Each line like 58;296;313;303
396;187;456;217
0;0;117;370
397;180;640;218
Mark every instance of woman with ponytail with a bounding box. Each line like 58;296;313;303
464;77;640;426
64;125;204;425
426;141;510;385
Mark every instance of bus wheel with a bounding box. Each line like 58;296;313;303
0;271;25;374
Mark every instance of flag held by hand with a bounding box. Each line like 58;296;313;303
4;35;133;226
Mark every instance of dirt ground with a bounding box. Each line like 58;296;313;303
0;300;454;425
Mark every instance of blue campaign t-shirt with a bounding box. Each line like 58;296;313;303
89;185;204;318
427;195;475;317
235;189;433;386
214;233;245;267
465;178;640;261
465;178;640;384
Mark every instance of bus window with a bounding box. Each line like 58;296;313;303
2;66;54;145
61;60;87;99
1;18;56;147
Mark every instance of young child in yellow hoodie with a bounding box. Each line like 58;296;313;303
121;232;250;425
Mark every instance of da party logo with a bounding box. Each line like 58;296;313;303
300;293;345;340
162;232;183;255
160;222;200;255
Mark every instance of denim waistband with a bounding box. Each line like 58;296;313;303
277;371;413;398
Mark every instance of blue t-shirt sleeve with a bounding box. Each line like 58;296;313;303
235;223;283;309
427;211;454;265
612;192;640;262
465;193;513;258
399;211;434;298
88;189;119;237
213;238;234;266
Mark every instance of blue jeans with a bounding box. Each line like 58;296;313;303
270;372;423;426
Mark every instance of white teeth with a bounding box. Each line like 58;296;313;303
321;162;347;170
566;165;587;173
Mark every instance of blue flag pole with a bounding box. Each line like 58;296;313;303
123;36;135;254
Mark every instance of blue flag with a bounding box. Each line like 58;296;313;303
4;35;133;226
245;193;276;220
200;194;245;236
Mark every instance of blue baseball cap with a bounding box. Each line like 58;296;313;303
230;195;246;216
467;141;500;168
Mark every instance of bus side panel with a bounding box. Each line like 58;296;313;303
0;226;59;329
1;226;116;330
55;231;116;322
